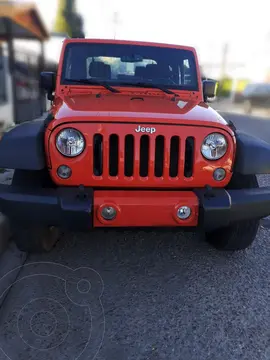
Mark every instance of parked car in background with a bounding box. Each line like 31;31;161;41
242;83;270;114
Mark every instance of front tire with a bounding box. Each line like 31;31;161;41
11;226;60;253
204;174;260;251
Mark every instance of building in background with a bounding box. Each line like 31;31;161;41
0;0;87;130
0;1;49;129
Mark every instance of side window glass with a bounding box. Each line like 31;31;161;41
262;84;270;94
179;58;193;85
65;48;72;78
257;85;264;94
256;85;267;95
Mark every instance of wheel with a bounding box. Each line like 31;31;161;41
204;174;260;251
11;225;61;253
244;99;252;114
11;170;59;253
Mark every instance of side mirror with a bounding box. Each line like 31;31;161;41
203;80;217;102
40;72;56;101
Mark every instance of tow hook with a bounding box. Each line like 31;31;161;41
77;185;88;200
204;185;216;199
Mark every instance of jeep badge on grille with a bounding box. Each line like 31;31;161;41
135;126;156;134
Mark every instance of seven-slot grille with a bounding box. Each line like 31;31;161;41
93;133;195;179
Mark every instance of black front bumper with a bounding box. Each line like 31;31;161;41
0;185;270;231
0;185;93;231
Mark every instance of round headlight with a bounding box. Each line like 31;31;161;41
56;128;85;157
201;133;227;160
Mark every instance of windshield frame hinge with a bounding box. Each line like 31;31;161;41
60;86;72;96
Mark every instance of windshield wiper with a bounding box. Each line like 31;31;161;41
119;81;178;96
64;78;120;93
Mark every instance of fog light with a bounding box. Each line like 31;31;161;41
213;168;226;181
57;165;72;179
177;206;191;220
101;206;117;220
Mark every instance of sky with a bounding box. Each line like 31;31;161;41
17;0;270;79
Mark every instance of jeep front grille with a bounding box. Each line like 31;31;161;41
51;123;235;188
93;133;195;179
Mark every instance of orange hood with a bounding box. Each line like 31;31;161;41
50;93;230;131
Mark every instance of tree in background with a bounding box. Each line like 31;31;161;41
53;0;85;38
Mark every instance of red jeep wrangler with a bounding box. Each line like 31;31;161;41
1;39;270;253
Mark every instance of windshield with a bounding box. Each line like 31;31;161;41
60;42;199;91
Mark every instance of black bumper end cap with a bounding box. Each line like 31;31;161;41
196;187;270;231
0;185;93;231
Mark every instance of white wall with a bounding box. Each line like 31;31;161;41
0;43;14;130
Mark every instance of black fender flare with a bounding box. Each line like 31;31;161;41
234;130;270;175
0;119;48;170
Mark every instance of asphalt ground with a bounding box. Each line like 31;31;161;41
0;112;269;360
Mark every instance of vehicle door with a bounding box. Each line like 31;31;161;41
253;84;270;109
